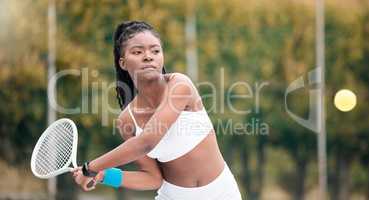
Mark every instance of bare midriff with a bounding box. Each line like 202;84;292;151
159;130;225;187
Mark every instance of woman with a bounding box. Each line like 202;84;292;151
72;21;242;200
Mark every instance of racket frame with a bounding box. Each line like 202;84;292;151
30;118;79;179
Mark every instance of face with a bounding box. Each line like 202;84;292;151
119;31;164;82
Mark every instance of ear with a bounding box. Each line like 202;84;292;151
119;58;127;70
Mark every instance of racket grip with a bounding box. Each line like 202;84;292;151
87;180;95;188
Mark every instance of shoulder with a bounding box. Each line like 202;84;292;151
166;72;193;83
165;72;196;95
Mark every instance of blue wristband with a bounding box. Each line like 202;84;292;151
101;168;123;188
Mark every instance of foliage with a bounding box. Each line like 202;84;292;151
0;0;368;199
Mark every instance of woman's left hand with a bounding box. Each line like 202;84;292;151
71;167;98;191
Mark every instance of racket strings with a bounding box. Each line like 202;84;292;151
36;133;70;174
34;122;75;176
37;124;73;173
37;130;71;172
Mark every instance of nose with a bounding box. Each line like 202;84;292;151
143;52;153;62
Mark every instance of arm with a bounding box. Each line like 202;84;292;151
74;109;163;191
118;159;162;190
113;114;163;190
88;74;193;172
97;157;162;190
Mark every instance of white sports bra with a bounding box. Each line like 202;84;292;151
127;104;214;162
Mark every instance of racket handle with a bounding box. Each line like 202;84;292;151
87;180;95;188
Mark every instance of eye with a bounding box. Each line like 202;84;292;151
152;49;161;54
132;50;142;55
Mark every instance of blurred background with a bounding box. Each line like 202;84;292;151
0;0;368;199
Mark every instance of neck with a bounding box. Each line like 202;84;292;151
134;75;167;110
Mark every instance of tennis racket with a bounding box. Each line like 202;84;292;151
31;118;100;189
31;118;79;179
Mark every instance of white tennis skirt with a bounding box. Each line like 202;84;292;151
154;163;242;200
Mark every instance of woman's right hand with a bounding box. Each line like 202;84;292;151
71;167;104;191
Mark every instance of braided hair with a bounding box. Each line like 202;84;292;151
113;21;167;110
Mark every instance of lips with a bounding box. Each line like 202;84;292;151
141;65;156;70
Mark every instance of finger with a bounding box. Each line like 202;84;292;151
71;167;81;174
71;168;78;173
75;174;85;185
76;170;83;177
74;177;82;185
